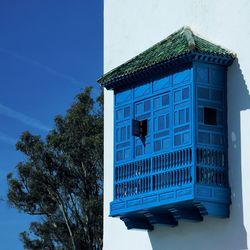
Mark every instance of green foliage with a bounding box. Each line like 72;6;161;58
7;87;103;250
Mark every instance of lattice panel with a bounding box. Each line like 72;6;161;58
114;148;193;199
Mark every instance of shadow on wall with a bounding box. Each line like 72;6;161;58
148;59;249;250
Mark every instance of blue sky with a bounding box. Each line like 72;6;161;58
0;1;103;249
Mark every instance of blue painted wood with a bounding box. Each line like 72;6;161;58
111;55;231;230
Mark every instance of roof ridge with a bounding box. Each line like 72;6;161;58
182;26;196;50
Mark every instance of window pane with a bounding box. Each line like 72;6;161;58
124;106;130;117
182;87;189;99
166;114;170;128
154;140;161;151
204;107;217;125
179;109;185;124
162;94;169;106
186;108;190;122
136;145;143;156
144;100;151;112
116;150;123;161
121;127;126;141
158;116;165;130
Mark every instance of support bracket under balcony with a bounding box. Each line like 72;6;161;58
144;212;178;227
120;216;154;230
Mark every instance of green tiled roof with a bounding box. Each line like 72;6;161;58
98;26;236;87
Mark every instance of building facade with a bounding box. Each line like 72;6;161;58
103;1;250;249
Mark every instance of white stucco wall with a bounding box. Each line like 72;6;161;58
103;1;250;249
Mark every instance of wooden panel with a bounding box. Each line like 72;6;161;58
152;75;171;93
115;89;132;105
173;69;191;85
196;66;209;83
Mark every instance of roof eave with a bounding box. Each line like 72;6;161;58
99;51;235;90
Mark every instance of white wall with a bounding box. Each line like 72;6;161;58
104;1;250;249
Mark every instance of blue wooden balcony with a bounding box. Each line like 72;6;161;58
110;146;230;230
98;26;235;230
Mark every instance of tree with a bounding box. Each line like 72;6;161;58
7;87;103;250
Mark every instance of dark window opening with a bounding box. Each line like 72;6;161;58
132;119;148;137
204;107;217;125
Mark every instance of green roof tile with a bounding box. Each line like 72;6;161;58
98;26;236;87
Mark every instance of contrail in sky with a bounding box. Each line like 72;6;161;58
0;103;50;132
0;132;16;146
0;47;83;87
